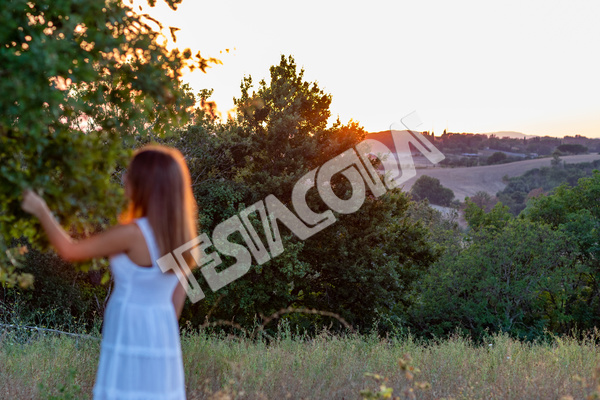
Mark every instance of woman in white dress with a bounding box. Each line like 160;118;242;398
21;144;198;400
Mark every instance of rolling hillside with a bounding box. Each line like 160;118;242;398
399;154;600;201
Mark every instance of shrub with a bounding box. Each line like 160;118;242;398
410;176;454;206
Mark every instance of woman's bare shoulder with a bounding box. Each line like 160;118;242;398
57;220;142;262
110;222;148;246
107;221;139;236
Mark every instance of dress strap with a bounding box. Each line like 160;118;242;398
134;217;160;268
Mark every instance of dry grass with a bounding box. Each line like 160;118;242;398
403;154;600;201
3;326;600;399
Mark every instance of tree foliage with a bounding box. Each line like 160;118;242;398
412;217;578;339
463;199;511;232
159;55;439;332
496;159;600;216
231;55;340;199
411;171;600;340
486;151;508;165
410;175;454;206
523;171;600;329
557;143;588;155
1;0;217;287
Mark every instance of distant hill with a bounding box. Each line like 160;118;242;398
400;154;600;201
485;131;538;139
365;131;600;165
367;130;539;143
366;130;395;150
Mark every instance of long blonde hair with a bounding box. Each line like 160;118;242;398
120;145;198;272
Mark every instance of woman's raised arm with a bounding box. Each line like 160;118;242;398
21;189;134;262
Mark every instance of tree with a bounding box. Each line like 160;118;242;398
410;175;454;206
0;0;217;287
557;144;588;155
468;191;498;212
524;172;600;329
411;217;579;339
487;151;507;165
407;170;600;340
164;56;439;332
232;54;339;200
463;199;511;232
495;159;600;216
551;150;563;167
295;190;437;331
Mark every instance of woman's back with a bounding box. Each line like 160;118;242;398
108;217;179;306
93;217;186;400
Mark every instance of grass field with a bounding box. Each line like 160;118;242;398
402;154;600;201
3;326;600;399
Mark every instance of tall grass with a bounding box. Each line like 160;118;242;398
2;324;600;399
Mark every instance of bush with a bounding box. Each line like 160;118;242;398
486;152;508;165
1;246;108;332
557;143;588;154
410;176;455;206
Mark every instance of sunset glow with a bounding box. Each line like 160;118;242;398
132;0;600;138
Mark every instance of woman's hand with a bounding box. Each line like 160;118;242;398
19;189;134;262
21;189;48;218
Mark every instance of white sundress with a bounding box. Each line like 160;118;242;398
93;217;186;400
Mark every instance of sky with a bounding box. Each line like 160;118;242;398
132;0;600;138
